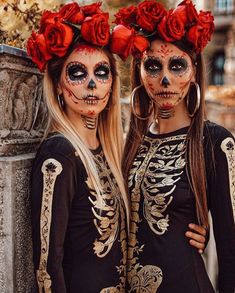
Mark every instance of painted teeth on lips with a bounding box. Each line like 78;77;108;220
155;91;178;98
83;95;99;105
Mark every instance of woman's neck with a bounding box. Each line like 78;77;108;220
154;103;191;134
66;109;100;150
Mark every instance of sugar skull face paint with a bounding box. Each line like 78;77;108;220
59;45;112;117
140;39;195;114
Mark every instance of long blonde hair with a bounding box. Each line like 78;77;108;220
43;43;129;224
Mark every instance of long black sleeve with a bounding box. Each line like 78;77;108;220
31;137;77;293
205;123;235;293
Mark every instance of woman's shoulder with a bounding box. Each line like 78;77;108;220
37;132;76;159
204;120;234;145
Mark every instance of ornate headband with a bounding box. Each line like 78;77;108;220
110;0;215;60
27;2;112;72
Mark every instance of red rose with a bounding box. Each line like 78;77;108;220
27;32;52;72
187;25;200;49
110;25;135;60
132;35;150;58
110;25;149;60
82;2;103;16
178;0;199;24
136;0;167;31
187;11;214;52
114;6;137;27
59;2;84;24
198;11;214;33
158;7;187;42
44;19;74;57
81;13;110;46
39;10;58;33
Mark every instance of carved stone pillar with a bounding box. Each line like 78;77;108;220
0;44;47;293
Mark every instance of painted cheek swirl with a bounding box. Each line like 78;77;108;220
143;56;162;78
94;61;112;84
66;61;88;85
60;79;111;105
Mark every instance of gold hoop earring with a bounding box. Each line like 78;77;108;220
187;82;200;117
131;85;153;120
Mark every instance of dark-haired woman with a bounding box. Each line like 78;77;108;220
111;0;235;292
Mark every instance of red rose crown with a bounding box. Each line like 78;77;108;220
110;0;214;59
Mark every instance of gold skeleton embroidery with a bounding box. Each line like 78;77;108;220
86;150;127;292
221;137;235;222
127;134;187;292
37;159;63;293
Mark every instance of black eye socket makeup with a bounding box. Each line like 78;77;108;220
94;62;111;81
66;62;88;84
143;56;162;76
168;57;189;73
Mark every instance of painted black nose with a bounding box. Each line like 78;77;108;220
88;79;96;90
161;76;170;88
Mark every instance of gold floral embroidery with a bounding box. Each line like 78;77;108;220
37;159;63;293
86;150;127;292
86;151;122;258
221;137;235;222
127;134;187;292
130;265;163;293
132;135;187;235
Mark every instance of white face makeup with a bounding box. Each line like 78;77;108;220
140;39;195;114
59;45;112;118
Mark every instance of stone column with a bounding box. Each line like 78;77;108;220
0;45;47;293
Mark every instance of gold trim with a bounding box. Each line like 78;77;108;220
37;159;63;293
221;137;235;223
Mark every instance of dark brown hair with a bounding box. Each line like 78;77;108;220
123;39;209;228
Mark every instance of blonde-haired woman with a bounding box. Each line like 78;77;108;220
28;3;128;292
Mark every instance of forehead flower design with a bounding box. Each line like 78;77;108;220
110;0;214;60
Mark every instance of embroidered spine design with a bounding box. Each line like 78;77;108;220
100;199;127;293
87;152;121;258
127;134;187;292
221;137;235;222
86;150;127;292
37;159;62;293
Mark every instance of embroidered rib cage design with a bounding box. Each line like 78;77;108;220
127;134;187;292
142;135;187;235
37;159;63;293
221;137;235;222
86;150;127;292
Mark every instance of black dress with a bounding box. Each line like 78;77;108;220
127;121;235;293
31;134;127;293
